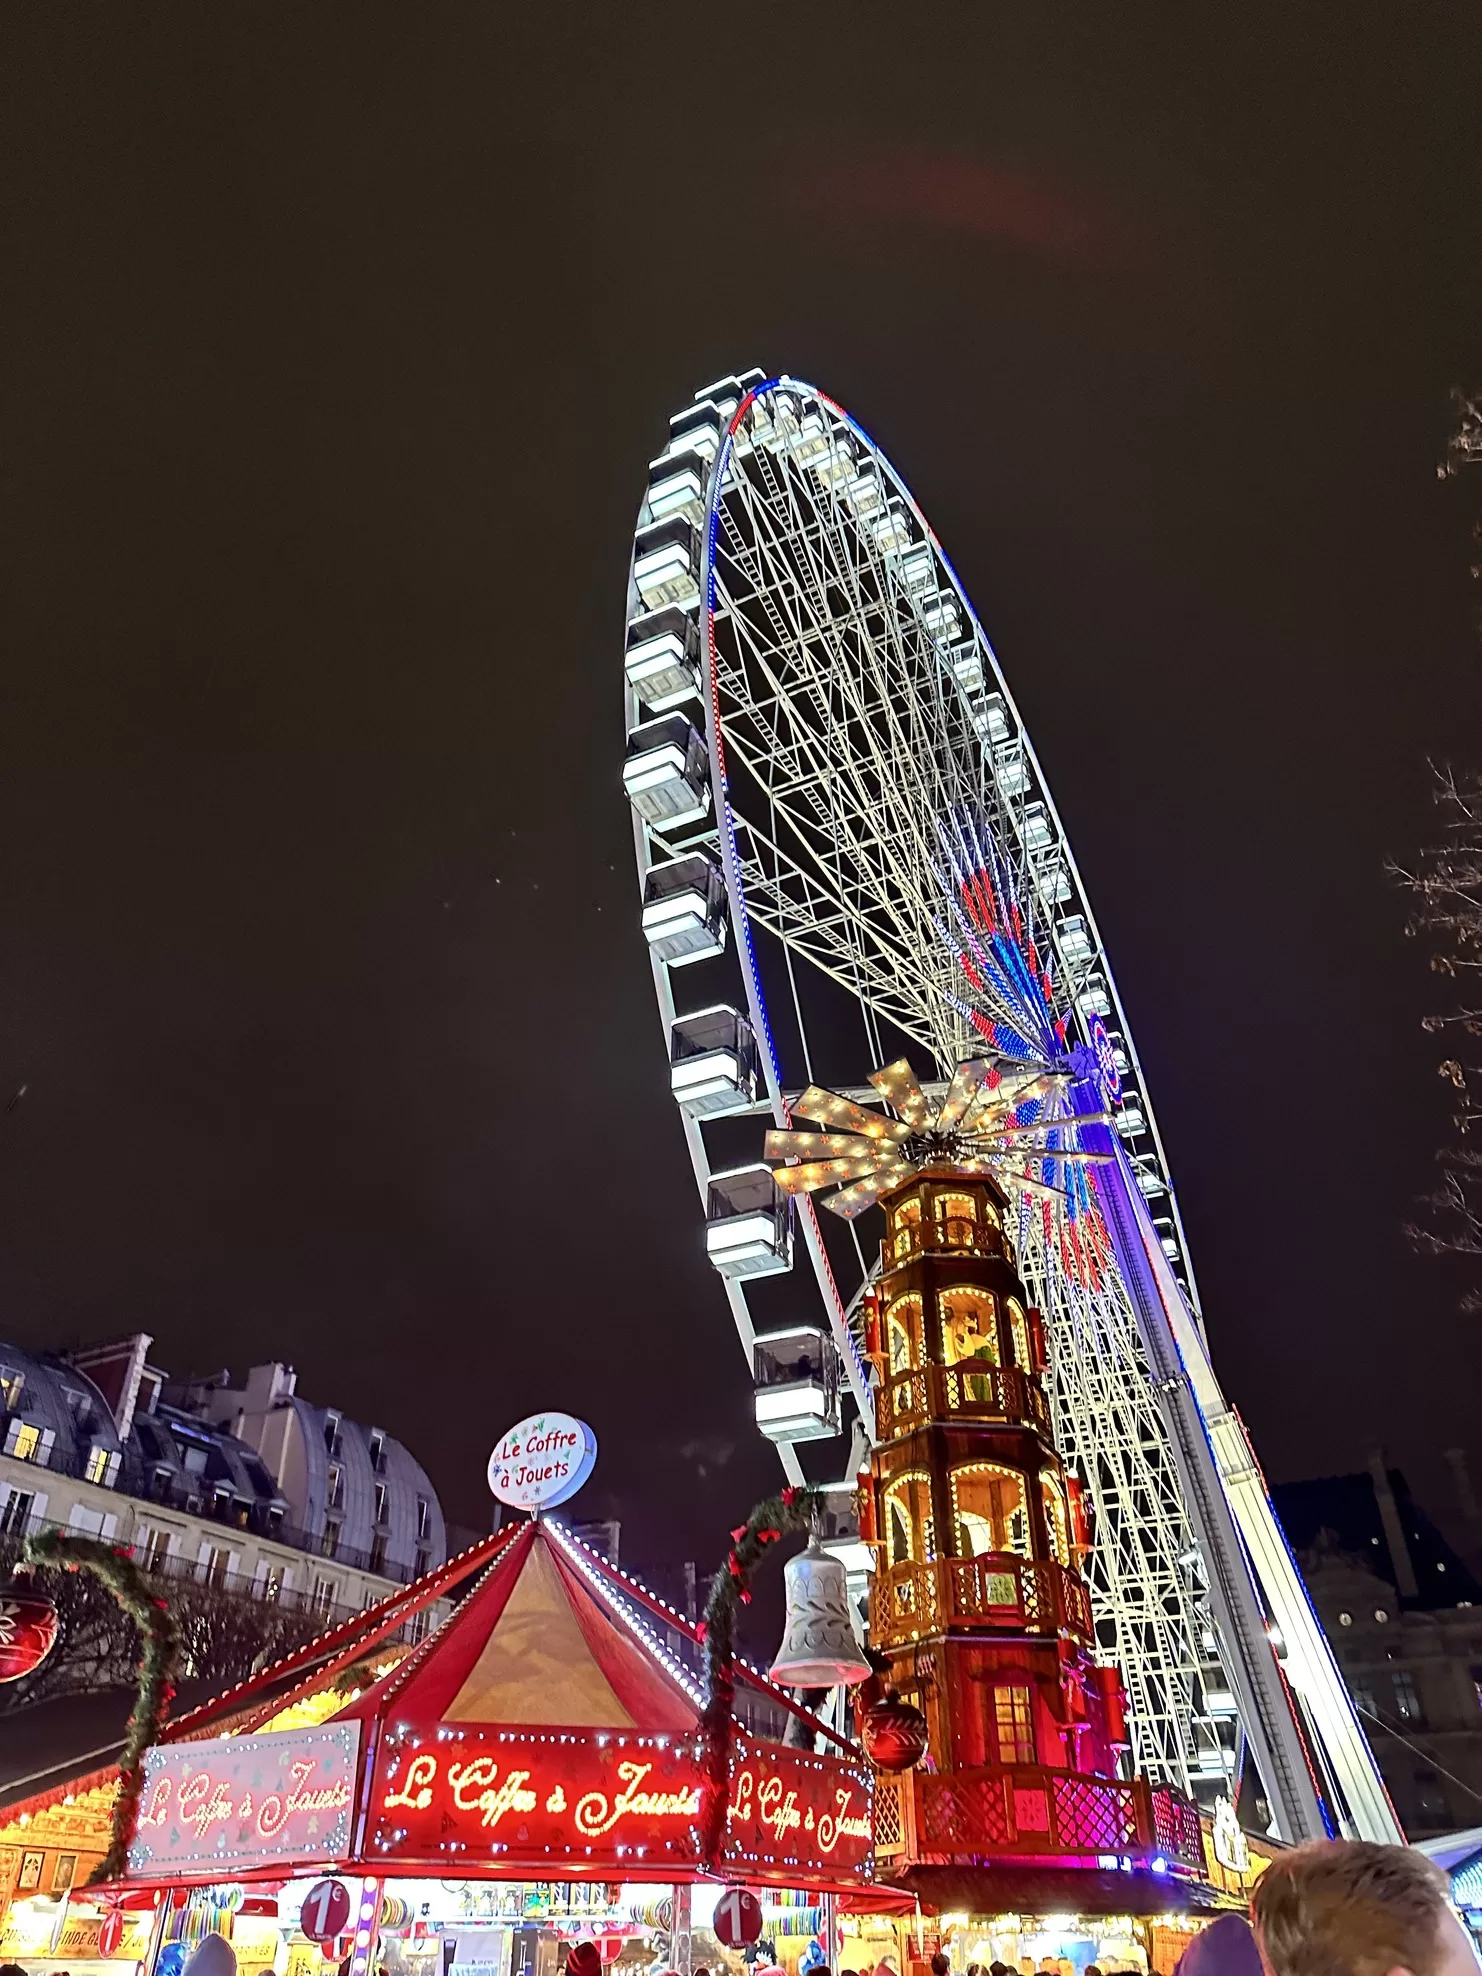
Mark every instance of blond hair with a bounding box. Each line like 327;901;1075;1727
1252;1841;1452;1976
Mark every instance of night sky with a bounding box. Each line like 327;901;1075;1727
5;10;1482;1586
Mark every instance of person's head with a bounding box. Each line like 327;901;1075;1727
932;1955;951;1976
1086;1966;1103;1976
184;1939;237;1976
566;1946;603;1976
1252;1840;1475;1976
1172;1917;1262;1976
1;1964;28;1976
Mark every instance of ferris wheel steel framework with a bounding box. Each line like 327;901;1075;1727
624;371;1399;1846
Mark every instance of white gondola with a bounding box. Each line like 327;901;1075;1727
752;1324;840;1443
922;594;961;640
646;450;708;525
791;411;829;470
1058;913;1094;966
662;402;724;464
640;855;727;965
873;505;913;557
705;1165;792;1278
625;607;700;712
669;1005;759;1115
623;714;710;828
632;518;700;611
950;644;984;695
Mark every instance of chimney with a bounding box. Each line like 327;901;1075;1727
69;1333;154;1442
1368;1448;1419;1600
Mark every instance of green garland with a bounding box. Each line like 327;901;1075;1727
23;1528;182;1882
695;1484;819;1866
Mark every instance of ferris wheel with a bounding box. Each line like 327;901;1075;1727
621;371;1399;1846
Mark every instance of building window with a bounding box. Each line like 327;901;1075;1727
1005;1298;1032;1370
200;1545;231;1590
84;1446;118;1487
311;1576;337;1618
415;1496;431;1543
415;1548;431;1580
327;1463;344;1510
892;1198;921;1260
1041;1470;1071;1567
1392;1670;1424;1724
883;1471;934;1567
373;1482;388;1527
0;1367;25;1411
262;1562;285;1604
994;1685;1036;1766
950;1461;1030;1560
940;1287;998;1368
8;1421;41;1463
321;1522;340;1559
884;1294;923;1376
369;1533;388;1577
934;1192;977;1247
369;1429;387;1474
138;1527;172;1572
0;1490;36;1537
323;1413;342;1457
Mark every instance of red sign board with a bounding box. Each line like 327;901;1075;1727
368;1727;872;1883
97;1912;125;1958
713;1888;763;1948
128;1723;362;1875
300;1880;352;1945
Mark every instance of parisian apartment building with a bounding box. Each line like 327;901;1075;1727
1273;1453;1482;1840
0;1334;448;1624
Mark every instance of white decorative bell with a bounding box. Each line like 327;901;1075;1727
767;1537;873;1687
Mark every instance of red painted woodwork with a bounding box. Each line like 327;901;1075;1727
0;1593;60;1683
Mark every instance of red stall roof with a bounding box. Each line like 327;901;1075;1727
109;1518;876;1893
335;1519;697;1735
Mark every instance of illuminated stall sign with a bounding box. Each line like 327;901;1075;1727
368;1728;872;1880
128;1723;361;1875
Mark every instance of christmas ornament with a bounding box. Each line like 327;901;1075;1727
859;1690;929;1771
0;1591;59;1682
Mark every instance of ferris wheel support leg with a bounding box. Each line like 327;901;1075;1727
1201;1407;1403;1843
1092;1148;1327;1844
1106;1146;1403;1839
1096;1136;1401;1841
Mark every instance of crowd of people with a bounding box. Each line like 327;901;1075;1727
564;1837;1479;1976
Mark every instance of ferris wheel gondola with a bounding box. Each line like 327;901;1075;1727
622;371;1398;1846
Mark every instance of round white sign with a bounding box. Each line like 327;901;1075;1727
487;1411;598;1511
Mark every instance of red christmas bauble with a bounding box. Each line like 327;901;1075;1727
860;1691;929;1771
0;1593;60;1683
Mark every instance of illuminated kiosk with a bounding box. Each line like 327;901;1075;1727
767;1059;1279;1964
0;1516;873;1976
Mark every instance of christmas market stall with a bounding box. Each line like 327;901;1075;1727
1;1510;874;1976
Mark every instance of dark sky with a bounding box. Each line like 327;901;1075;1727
5;8;1482;1583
